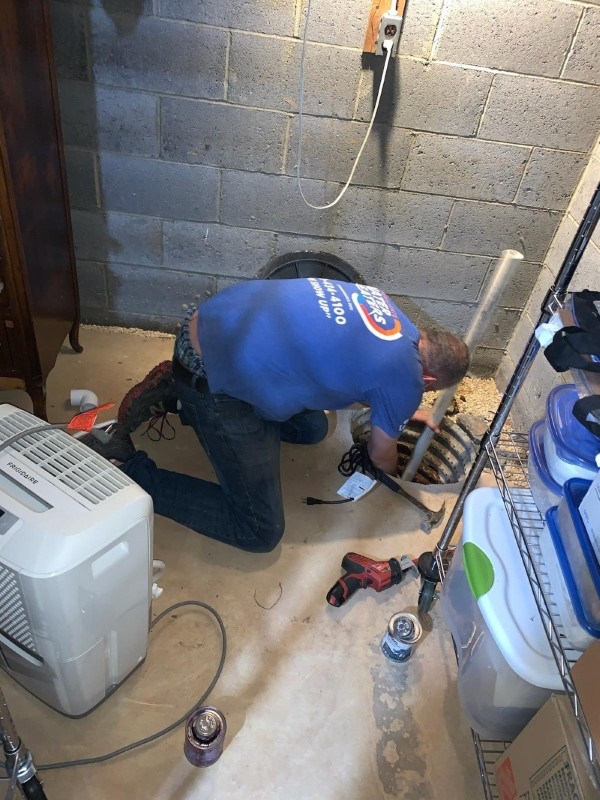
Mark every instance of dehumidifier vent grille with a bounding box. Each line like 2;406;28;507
0;411;132;506
0;563;37;655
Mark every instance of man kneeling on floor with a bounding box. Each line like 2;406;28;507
84;278;469;553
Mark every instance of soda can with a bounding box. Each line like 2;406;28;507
381;612;422;663
184;706;227;767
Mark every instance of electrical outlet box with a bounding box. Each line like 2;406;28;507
375;11;402;56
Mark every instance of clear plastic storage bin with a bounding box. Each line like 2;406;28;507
544;479;600;647
528;419;562;515
441;487;561;741
543;385;599;485
538;520;597;652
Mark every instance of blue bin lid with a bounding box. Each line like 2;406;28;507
546;478;599;637
546;384;600;469
529;420;562;496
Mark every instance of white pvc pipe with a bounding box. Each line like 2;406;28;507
70;388;99;412
401;249;524;482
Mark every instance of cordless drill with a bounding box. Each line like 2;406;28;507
326;552;416;607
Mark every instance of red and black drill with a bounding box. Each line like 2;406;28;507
326;552;417;607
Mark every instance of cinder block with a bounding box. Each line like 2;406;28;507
82;306;181;332
479;259;543;311
161;98;287;173
495;354;515;394
399;0;445;59
507;313;534;365
221;171;336;237
376;247;491;301
164;222;276;277
415;299;520;349
479;75;600;151
543;213;578;278
269;233;385;282
515;149;586;211
70;209;162;266
444;201;560;261
469;347;503;377
89;9;227;99
287;117;412;188
157;0;295;37
401;134;528;203
570;241;600;292
435;0;580;78
523;351;564;414
298;0;443;55
61;0;153;12
98;154;219;222
335;187;452;247
523;265;554;324
228;34;359;118
64;148;98;210
355;59;492;136
50;2;88;81
58;81;158;156
563;8;600;85
568;155;600;223
107;264;216;316
297;0;369;49
76;260;107;310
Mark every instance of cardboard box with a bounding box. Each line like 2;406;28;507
493;694;600;800
580;470;600;559
573;639;600;758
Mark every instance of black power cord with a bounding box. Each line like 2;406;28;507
303;442;374;505
1;600;226;778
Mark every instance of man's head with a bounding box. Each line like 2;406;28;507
418;329;470;391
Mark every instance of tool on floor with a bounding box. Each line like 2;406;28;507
326;552;418;607
304;442;445;532
381;612;422;663
184;707;227;767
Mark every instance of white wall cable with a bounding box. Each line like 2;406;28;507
296;5;394;211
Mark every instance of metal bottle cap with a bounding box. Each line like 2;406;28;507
387;612;422;644
193;710;220;743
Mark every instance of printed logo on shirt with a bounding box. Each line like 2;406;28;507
351;285;402;341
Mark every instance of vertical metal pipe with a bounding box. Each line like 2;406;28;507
401;249;524;482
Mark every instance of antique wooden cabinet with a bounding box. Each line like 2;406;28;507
0;0;81;419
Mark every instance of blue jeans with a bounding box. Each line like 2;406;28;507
121;375;328;552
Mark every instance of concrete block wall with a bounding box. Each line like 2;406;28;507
496;135;600;429
51;0;600;374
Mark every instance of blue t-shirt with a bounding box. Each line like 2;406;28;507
197;279;424;439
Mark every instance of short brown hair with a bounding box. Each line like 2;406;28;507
420;329;470;388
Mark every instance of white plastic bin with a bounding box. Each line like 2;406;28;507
441;487;562;741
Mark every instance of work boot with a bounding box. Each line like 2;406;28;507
80;424;136;463
118;360;178;434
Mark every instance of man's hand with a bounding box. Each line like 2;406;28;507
411;408;440;434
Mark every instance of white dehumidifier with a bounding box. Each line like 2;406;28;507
0;404;153;716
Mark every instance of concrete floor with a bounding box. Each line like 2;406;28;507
0;326;483;800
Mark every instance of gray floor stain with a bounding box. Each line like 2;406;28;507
371;652;431;800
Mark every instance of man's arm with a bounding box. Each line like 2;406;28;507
368;424;399;475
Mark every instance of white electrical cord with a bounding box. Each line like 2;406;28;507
296;8;394;210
